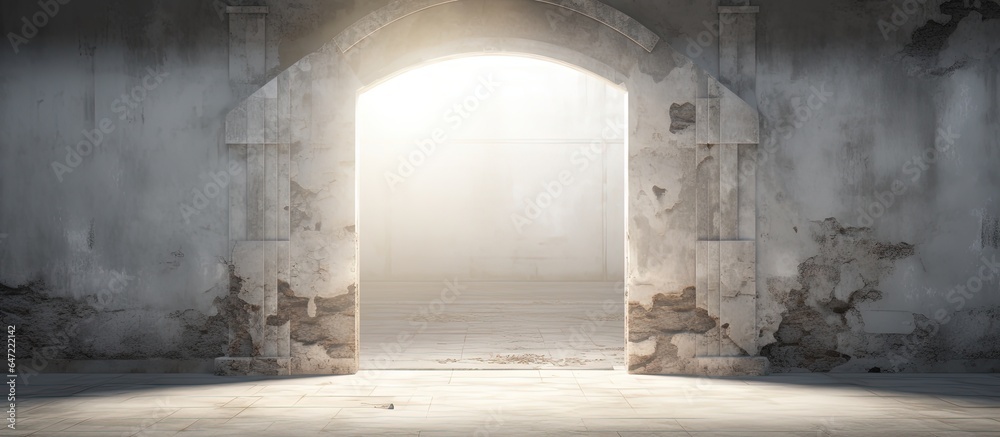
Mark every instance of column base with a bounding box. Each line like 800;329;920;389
214;357;291;376
695;357;770;376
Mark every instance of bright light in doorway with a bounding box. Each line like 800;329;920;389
356;54;629;369
357;55;626;144
356;53;628;282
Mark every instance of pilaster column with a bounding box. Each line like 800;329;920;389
216;6;293;376
693;5;767;375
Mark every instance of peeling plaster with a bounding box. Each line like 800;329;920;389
627;287;717;373
759;218;998;373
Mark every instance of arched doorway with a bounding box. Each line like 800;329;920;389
356;54;628;369
216;0;767;376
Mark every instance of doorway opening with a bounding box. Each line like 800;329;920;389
356;55;627;369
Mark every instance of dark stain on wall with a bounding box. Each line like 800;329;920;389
87;220;95;251
166;308;228;359
669;102;696;134
651;185;667;200
762;218;916;372
870;241;916;260
0;281;94;361
983;213;1000;248
903;0;1000;74
758;219;999;372
290;181;320;232
763;285;864;372
1;279;228;362
214;263;258;357
890;309;1000;369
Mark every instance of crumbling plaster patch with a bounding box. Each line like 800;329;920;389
624;64;699;309
627;287;717;373
759;217;997;372
2;281;227;361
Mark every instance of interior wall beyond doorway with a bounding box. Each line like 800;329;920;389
358;56;627;283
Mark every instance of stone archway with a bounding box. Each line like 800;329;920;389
215;0;767;376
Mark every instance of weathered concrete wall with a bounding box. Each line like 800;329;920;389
0;1;237;372
1;0;997;374
753;0;1000;372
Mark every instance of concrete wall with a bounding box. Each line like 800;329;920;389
358;56;627;282
0;0;998;374
750;0;1000;372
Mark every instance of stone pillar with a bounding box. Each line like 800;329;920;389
693;5;768;375
216;6;294;376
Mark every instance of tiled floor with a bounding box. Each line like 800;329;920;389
9;371;1000;436
359;282;625;369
